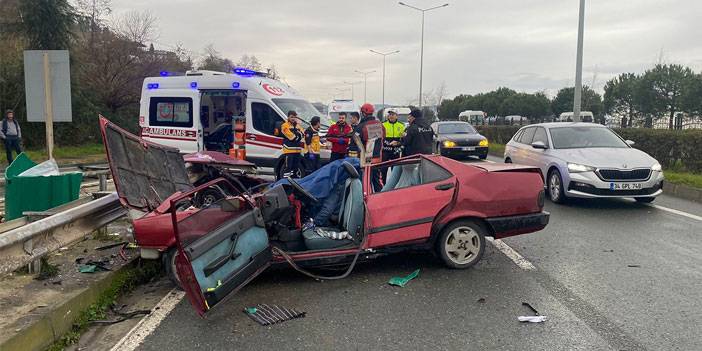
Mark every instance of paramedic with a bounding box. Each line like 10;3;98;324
304;116;323;173
355;103;385;190
281;110;305;178
346;111;361;157
326;112;352;162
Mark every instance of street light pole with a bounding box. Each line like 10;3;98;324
573;0;585;122
399;1;449;108
343;81;362;101
370;49;400;109
354;69;376;103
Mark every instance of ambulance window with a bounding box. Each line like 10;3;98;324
251;102;283;136
149;97;193;127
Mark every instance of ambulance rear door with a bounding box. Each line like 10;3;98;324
141;89;202;153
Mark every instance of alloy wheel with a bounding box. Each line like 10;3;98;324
444;226;481;265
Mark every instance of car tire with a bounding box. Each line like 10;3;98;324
163;247;183;290
505;157;512;163
548;169;567;204
437;220;486;269
193;188;224;208
635;197;656;203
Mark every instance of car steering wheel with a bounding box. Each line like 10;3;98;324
285;176;319;203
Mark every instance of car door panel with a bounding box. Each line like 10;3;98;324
366;161;456;247
173;194;271;317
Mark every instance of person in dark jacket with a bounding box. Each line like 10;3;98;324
393;109;434;156
346;111;362;158
354;103;385;190
0;110;22;164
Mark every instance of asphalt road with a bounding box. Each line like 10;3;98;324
122;158;701;351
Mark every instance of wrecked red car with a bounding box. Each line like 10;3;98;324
100;117;549;317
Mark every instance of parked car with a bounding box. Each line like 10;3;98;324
431;121;489;160
504;122;664;203
101;117;549;316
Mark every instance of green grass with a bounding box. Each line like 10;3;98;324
488;143;702;189
1;143;105;167
664;171;702;189
489;143;505;158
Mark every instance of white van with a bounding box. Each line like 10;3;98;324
558;111;593;123
138;69;331;176
327;99;358;121
458;110;486;126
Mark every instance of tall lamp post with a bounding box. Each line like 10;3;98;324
573;0;585;122
343;81;362;101
398;1;449;108
370;49;400;109
354;69;376;103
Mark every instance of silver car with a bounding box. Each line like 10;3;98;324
504;123;664;203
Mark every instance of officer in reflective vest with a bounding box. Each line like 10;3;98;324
382;110;405;162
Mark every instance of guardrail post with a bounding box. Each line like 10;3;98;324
23;239;41;274
99;174;107;192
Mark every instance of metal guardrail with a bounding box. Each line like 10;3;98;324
0;192;126;275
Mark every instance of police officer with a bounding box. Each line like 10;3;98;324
382;110;405;162
393;109;433;156
280;110;305;178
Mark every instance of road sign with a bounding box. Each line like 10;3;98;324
23;50;72;123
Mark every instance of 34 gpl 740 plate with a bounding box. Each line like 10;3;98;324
610;182;643;190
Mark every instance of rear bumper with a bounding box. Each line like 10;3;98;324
486;211;550;239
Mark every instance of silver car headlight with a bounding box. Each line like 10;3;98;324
567;163;596;173
651;163;662;171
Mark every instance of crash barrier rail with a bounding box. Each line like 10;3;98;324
0;192;126;275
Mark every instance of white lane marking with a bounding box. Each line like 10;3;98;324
488;237;536;271
648;204;702;222
110;289;185;351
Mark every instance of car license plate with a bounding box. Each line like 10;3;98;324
462;146;475;151
610;182;643;190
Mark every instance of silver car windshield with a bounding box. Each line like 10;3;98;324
550;127;628;149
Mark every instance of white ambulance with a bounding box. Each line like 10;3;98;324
138;69;331;177
327;99;359;121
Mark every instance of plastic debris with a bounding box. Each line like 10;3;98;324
206;280;223;292
18;159;60;177
244;304;305;326
518;315;547;323
388;269;420;287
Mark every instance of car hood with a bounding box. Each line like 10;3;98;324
100;116;192;212
438;133;485;141
553;147;657;169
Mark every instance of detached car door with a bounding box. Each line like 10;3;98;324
365;157;456;247
172;192;271;317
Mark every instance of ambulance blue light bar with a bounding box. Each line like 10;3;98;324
232;82;240;88
233;68;257;76
160;71;170;76
147;83;159;89
190;82;198;89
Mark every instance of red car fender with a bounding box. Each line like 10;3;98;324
430;180;490;245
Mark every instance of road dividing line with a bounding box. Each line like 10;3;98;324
648;204;702;222
110;289;185;351
488;237;536;271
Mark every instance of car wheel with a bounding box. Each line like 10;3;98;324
635;197;656;203
437;220;486;269
194;188;224;208
548;169;567;204
163;247;183;290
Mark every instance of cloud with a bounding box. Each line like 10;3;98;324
111;0;702;103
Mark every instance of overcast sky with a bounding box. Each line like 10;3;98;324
111;0;702;105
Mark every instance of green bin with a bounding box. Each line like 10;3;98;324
4;153;83;221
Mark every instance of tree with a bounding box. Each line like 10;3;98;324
604;73;643;127
236;54;262;71
682;73;702;117
551;86;604;122
112;10;158;44
198;44;234;72
19;0;76;50
637;64;695;129
74;0;111;46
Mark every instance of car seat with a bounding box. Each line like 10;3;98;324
381;164;420;192
303;162;363;250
